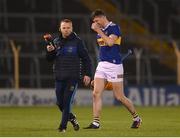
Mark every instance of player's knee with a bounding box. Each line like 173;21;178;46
93;90;101;98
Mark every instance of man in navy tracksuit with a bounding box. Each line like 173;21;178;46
46;19;92;132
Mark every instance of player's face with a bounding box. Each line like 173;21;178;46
60;22;73;38
93;16;105;28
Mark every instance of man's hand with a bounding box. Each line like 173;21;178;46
47;45;55;52
83;76;91;86
89;80;94;89
91;22;101;32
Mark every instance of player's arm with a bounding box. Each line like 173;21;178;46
91;23;118;46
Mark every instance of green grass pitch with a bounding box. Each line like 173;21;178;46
0;106;180;137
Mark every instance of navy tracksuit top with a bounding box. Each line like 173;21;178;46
46;32;92;80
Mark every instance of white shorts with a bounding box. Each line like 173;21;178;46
94;61;124;82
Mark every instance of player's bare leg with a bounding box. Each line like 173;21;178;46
93;78;105;120
112;82;142;128
84;78;105;129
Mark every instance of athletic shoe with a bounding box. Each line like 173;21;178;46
58;128;66;133
70;116;80;131
131;117;142;128
83;123;100;129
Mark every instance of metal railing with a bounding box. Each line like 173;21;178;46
0;34;178;88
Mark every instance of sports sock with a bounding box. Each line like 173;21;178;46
92;117;100;127
132;112;138;119
69;113;75;120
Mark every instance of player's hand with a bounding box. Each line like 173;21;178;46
83;76;91;86
91;22;100;32
89;80;94;89
47;45;55;52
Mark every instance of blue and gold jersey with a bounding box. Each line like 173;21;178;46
96;22;122;64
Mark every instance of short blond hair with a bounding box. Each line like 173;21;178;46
60;19;72;24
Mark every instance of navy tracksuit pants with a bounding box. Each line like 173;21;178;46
55;79;78;129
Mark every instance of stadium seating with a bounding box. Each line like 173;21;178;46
0;0;179;87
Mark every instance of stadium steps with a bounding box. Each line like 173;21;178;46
79;0;177;70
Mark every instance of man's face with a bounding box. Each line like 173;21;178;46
93;16;105;28
60;22;73;38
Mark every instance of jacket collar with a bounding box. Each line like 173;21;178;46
59;32;77;40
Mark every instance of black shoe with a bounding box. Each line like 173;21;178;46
70;116;80;131
83;123;100;129
131;117;142;128
58;127;66;133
